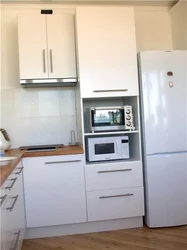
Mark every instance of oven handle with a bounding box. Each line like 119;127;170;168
97;169;132;174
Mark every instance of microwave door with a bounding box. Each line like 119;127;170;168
89;139;119;161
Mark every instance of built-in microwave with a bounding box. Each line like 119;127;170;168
86;136;130;162
88;106;134;133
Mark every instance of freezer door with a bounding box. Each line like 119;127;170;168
139;51;187;154
144;152;187;228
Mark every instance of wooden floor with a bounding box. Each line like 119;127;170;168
22;226;187;250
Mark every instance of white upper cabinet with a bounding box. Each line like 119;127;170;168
18;13;76;80
18;14;48;79
76;7;139;98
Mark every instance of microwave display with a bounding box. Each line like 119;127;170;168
92;108;124;127
95;143;114;155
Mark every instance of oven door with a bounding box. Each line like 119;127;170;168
87;137;120;162
90;107;125;132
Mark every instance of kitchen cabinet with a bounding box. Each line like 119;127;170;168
87;187;144;222
23;154;87;228
0;161;26;250
76;7;139;98
18;13;76;80
85;161;144;222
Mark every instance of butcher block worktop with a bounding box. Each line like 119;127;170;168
0;146;83;186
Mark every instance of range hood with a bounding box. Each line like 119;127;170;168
20;78;77;88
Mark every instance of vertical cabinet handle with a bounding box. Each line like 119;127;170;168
42;49;46;73
6;195;19;212
50;49;53;73
5;178;17;190
15;167;24;175
0;194;7;207
10;230;21;250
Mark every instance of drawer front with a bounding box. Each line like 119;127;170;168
85;161;143;191
87;187;144;222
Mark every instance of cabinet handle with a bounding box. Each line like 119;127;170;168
97;169;132;174
6;195;19;212
42;49;46;73
93;89;128;93
99;193;133;199
50;49;53;73
15;167;24;175
0;194;7;207
5;178;17;190
45;160;81;164
10;230;21;250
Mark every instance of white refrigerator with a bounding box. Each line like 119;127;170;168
138;51;187;228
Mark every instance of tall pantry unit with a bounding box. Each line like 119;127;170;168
75;7;144;224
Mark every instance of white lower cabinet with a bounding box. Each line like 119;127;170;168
87;187;144;222
85;161;143;191
23;154;87;228
0;161;26;250
85;161;144;222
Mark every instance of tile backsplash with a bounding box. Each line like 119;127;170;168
0;88;77;148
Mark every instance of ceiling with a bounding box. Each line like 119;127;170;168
1;0;179;7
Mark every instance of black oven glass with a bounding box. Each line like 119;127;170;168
92;108;124;127
94;143;114;155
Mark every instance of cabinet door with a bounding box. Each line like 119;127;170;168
3;163;26;250
23;155;87;228
47;14;77;79
0;186;7;250
18;14;48;79
76;7;139;98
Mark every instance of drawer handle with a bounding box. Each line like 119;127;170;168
5;178;17;190
7;195;19;212
0;194;7;207
15;167;24;175
10;230;21;250
93;89;128;93
99;193;133;199
98;169;132;174
45;160;81;164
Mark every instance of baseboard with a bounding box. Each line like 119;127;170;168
25;216;143;239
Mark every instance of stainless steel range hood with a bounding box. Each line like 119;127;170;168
20;78;77;88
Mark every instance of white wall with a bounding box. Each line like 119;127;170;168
135;6;172;51
0;3;173;148
170;0;187;49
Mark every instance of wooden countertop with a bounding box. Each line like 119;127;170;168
0;146;83;186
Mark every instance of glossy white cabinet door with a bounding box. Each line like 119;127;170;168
4;162;26;250
47;14;76;78
87;187;144;222
23;155;87;228
76;7;139;98
0;186;7;250
18;14;48;79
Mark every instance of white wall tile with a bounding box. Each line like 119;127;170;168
38;90;60;117
60;115;77;145
15;117;62;147
59;88;75;116
15;89;39;118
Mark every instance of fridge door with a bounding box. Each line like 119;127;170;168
144;152;187;228
139;51;187;154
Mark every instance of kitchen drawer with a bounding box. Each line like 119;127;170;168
85;161;143;191
87;187;144;222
